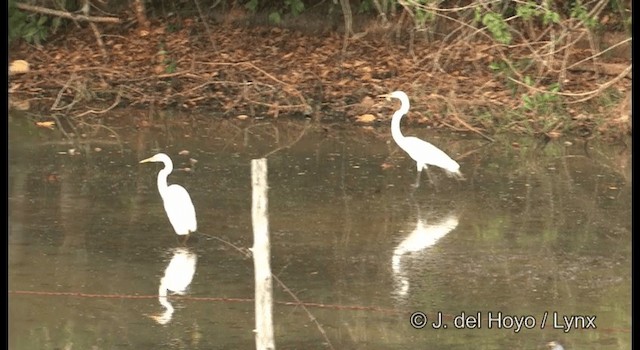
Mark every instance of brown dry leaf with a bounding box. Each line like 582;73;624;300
98;80;110;89
380;162;394;170
9;99;30;111
546;131;562;139
416;116;430;124
9;60;30;74
359;96;374;110
35;121;55;130
8;82;21;93
45;174;60;183
355;114;376;123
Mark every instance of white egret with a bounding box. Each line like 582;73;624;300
140;153;197;238
546;341;564;350
379;90;463;187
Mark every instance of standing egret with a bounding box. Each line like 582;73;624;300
379;90;463;187
140;153;197;239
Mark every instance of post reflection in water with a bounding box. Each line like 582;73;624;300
391;198;459;301
149;247;198;325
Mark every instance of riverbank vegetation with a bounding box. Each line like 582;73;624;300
9;0;631;139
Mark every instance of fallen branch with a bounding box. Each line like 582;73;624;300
506;64;631;101
89;21;108;60
73;89;122;118
431;93;496;142
15;3;121;23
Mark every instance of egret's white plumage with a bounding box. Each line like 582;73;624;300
140;153;197;236
380;91;463;186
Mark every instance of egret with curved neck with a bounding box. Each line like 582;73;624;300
140;153;197;239
379;90;463;187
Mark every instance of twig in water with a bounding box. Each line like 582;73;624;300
273;274;335;350
262;121;312;158
51;74;78;111
197;231;335;349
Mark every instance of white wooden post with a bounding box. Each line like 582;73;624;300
251;158;275;350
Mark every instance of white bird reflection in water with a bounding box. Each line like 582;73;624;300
149;247;198;325
392;210;459;299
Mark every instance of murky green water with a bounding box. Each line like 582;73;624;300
9;112;631;349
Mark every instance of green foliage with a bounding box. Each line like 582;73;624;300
515;1;538;21
488;60;522;96
246;0;305;24
521;78;561;115
515;1;560;25
245;0;259;12
481;12;512;45
9;3;28;43
156;47;177;73
608;0;632;32
9;1;52;45
542;10;560;25
165;59;177;73
414;8;435;28
284;0;304;16
490;60;564;117
357;0;373;14
407;0;437;29
268;11;282;24
166;21;182;33
488;61;507;72
570;0;598;29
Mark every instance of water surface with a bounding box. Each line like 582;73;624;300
9;113;631;349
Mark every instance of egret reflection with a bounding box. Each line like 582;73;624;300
392;206;459;299
149;247;198;325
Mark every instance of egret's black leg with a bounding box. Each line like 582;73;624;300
425;167;435;186
412;170;421;188
176;234;190;246
425;168;441;192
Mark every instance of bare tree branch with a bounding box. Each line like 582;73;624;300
15;3;121;23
